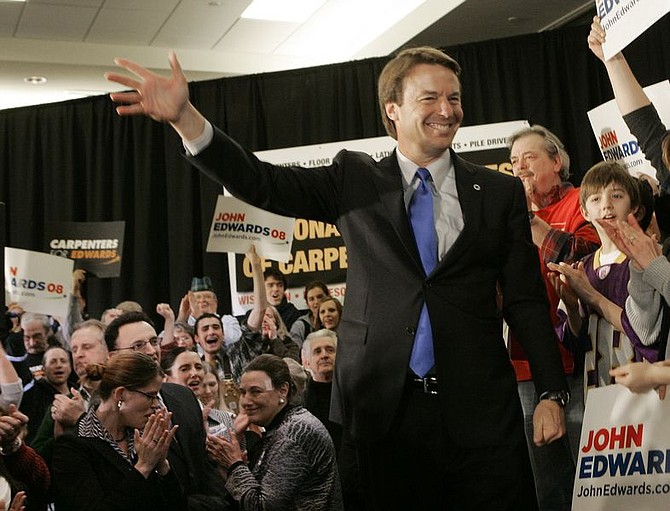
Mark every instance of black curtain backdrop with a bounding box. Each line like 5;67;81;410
0;16;668;325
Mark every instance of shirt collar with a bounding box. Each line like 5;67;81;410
396;148;453;190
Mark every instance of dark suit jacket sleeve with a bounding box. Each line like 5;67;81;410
499;177;567;394
52;434;185;511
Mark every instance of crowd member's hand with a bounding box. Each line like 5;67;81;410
156;303;175;323
106;52;190;124
206;430;244;471
0;405;27;446
587;15;607;63
134;411;178;478
51;389;85;427
178;294;191;322
0;490;26;511
610;361;670;397
597;214;661;270
547;261;595;305
532;399;566;446
547;264;579;310
188;291;202;321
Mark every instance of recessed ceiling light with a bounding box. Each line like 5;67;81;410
24;76;47;85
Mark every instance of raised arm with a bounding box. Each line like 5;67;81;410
587;15;650;115
105;52;207;142
246;245;268;332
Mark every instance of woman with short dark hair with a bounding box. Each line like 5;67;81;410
206;354;342;510
52;352;184;510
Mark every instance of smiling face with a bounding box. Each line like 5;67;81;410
510;133;563;209
117;375;163;430
194;291;218;314
195;317;223;355
318;300;341;331
167;351;205;394
384;63;463;167
239;370;288;427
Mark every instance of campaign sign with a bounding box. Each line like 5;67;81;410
597;0;670;60
587;80;670;181
5;247;73;319
46;221;125;278
573;384;670;510
206;195;295;263
227;120;529;314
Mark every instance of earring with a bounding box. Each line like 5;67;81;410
279;398;285;404
117;400;122;410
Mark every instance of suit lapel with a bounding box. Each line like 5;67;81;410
433;152;483;274
373;151;424;273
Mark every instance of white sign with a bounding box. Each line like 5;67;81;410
206;195;295;263
597;0;670;60
587;80;670;181
5;247;73;319
573;384;670;510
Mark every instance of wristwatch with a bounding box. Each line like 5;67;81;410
528;210;535;223
539;390;570;408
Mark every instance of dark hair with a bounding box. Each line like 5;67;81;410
263;267;287;289
662;132;670;171
86;351;162;400
377;46;461;140
104;311;155;352
244;354;295;401
579;161;641;212
194;313;223;336
42;345;71;367
636;176;655;232
161;346;191;375
303;281;329;301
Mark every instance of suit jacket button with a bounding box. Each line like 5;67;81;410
406;327;415;335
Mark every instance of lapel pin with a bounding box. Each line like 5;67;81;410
473;184;481;191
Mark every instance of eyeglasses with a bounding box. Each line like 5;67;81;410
114;337;160;352
127;388;160;403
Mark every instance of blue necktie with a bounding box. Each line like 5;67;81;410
408;168;438;377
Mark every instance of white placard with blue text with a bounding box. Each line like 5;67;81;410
587;80;670;181
596;0;670;61
573;384;670;510
4;247;73;319
206;195;295;263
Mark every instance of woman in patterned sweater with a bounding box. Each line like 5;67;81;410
206;354;343;510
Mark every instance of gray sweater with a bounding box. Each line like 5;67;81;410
226;406;343;510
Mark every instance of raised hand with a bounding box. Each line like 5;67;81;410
105;52;190;124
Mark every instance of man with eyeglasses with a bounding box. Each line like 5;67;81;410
508;125;601;511
104;311;229;510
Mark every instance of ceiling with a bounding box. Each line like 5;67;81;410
0;0;594;111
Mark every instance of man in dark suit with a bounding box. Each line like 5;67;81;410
107;47;569;510
104;311;228;510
